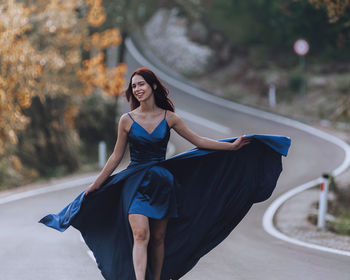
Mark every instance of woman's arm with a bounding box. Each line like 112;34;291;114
167;111;250;151
85;113;130;195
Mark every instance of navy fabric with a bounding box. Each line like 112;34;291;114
39;113;291;280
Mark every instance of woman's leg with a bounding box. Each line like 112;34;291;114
149;218;168;280
129;214;150;280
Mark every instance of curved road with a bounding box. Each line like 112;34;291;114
0;48;348;279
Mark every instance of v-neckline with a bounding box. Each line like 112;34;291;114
132;118;166;136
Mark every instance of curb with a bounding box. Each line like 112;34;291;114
125;37;350;257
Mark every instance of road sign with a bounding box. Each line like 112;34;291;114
294;39;309;56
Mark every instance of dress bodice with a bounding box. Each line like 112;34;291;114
127;111;170;167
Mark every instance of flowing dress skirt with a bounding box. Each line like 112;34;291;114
40;135;291;280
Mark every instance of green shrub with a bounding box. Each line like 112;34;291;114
288;68;305;93
330;208;350;235
337;80;350;95
75;93;119;151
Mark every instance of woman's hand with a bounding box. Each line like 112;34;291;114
231;136;251;151
85;183;101;196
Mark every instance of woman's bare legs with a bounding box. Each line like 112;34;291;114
149;218;168;280
129;214;150;280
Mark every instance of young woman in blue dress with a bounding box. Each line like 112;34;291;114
84;67;250;280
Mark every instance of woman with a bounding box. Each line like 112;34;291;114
40;67;290;280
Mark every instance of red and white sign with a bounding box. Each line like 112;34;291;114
294;39;309;56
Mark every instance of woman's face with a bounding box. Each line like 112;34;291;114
131;74;154;103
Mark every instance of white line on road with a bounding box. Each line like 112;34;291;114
0;176;97;205
0;140;178;206
263;179;350;257
176;109;231;134
0;139;177;264
126;38;350;256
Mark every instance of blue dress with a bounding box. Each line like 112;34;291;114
39;110;291;280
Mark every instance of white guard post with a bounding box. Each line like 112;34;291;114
268;84;276;108
317;173;330;229
98;141;107;169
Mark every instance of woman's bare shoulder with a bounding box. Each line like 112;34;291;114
120;112;132;121
166;110;180;119
118;113;133;130
166;110;182;128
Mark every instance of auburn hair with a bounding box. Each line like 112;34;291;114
125;67;175;112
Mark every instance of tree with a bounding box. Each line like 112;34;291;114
0;0;42;154
309;0;350;22
0;0;127;183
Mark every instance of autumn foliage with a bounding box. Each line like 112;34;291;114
0;0;127;185
308;0;350;22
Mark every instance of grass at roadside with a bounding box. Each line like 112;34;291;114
308;178;350;236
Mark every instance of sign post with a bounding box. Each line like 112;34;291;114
293;39;309;95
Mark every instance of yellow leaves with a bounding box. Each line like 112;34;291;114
64;105;79;128
11;155;22;172
80;53;106;88
8;129;18;144
100;29;122;48
0;89;5;103
104;63;128;96
84;32;101;50
86;0;106;27
66;49;81;65
84;29;122;50
0;0;127;156
79;54;127;96
81;0;125;96
308;0;350;22
0;0;31;31
17;91;33;109
36;65;43;75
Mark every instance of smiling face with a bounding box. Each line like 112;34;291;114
131;74;155;103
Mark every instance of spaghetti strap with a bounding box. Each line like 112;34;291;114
164;110;167;119
127;112;134;122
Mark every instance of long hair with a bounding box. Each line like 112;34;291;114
125;67;175;112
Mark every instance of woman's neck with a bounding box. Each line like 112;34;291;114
138;96;158;113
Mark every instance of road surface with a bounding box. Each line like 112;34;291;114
0;48;348;280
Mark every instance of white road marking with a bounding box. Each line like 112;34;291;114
0;176;97;205
0;142;177;207
263;179;350;257
126;38;350;256
0;142;177;264
176;109;231;134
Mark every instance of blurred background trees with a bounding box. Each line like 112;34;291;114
0;0;126;187
0;0;349;188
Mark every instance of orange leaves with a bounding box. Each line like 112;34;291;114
80;53;107;89
0;0;40;151
84;29;122;50
81;1;126;97
64;105;79;128
79;53;127;96
308;0;350;22
104;63;128;96
0;0;127;155
0;0;86;153
100;28;122;48
11;155;23;172
86;0;106;27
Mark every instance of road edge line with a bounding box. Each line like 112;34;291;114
125;38;350;256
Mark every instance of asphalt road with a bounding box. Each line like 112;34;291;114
0;49;348;280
